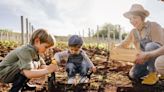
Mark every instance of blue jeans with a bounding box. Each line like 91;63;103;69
129;42;161;81
66;61;89;78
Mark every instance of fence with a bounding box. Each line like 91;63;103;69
0;31;21;42
0;16;125;50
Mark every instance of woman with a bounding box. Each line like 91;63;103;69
118;4;164;85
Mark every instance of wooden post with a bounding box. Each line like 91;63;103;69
0;31;2;41
82;29;84;37
26;18;29;43
29;22;31;39
96;25;99;47
21;16;24;45
117;25;122;42
82;29;85;41
6;32;9;41
107;26;111;51
32;25;34;33
113;27;116;43
91;29;94;45
88;28;91;45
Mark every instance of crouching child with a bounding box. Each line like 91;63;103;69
0;29;58;92
54;35;96;84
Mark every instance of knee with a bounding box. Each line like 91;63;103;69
66;63;75;72
129;69;136;79
129;66;148;80
80;62;89;76
155;55;164;75
145;42;161;51
81;61;89;71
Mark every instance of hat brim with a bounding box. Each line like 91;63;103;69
123;10;149;19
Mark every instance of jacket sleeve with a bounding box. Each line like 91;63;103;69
54;50;68;64
16;48;33;70
81;50;94;68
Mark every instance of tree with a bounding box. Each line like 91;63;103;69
122;32;128;40
93;23;121;39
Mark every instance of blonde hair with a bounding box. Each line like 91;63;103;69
30;28;56;46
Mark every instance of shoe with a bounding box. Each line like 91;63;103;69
9;73;28;92
79;76;89;83
68;77;76;84
141;72;159;85
22;83;36;91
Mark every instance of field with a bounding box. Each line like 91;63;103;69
0;41;134;92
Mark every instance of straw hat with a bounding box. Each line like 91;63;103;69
123;4;149;19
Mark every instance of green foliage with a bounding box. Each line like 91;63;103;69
55;41;108;51
0;40;18;48
0;29;13;33
83;43;107;50
56;41;68;49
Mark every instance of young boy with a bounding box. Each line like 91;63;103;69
54;35;96;84
0;29;58;92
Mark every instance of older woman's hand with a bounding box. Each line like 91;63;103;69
135;51;150;64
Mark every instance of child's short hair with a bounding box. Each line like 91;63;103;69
30;28;56;46
68;35;83;47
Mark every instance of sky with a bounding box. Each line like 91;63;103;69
0;0;164;36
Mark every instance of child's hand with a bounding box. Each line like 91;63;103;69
91;66;96;73
47;64;58;73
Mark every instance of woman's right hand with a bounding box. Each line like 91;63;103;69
135;51;150;64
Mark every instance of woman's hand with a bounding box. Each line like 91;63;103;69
135;51;150;64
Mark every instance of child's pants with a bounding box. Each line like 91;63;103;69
66;61;90;78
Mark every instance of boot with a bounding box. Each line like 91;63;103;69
141;72;159;85
9;73;28;92
22;82;36;91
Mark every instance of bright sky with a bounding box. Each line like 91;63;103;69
0;0;164;36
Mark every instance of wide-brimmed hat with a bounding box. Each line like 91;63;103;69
123;4;149;19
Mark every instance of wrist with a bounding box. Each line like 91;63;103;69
44;69;50;75
146;52;153;59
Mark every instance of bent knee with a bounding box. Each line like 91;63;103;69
145;42;161;51
155;55;164;75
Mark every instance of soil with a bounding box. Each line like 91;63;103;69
0;45;133;92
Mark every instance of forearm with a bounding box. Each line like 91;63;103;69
118;34;132;48
118;41;130;48
40;65;47;69
148;46;164;58
23;69;49;79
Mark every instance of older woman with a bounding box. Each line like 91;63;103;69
118;4;164;85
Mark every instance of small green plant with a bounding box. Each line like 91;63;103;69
0;40;18;48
